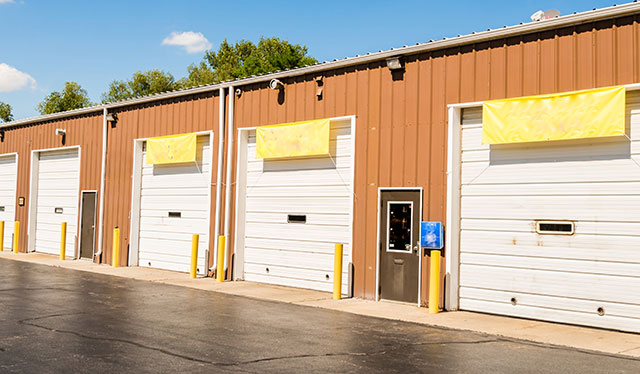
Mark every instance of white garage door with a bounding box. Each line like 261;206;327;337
239;119;353;293
34;148;80;257
0;154;17;250
138;135;210;273
458;92;640;332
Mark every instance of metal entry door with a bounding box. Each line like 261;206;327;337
379;189;421;303
79;191;97;259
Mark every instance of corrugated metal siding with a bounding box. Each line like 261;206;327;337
231;16;640;303
0;113;103;256
102;92;220;267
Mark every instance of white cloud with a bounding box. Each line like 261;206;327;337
0;0;15;4
0;63;36;92
162;31;212;54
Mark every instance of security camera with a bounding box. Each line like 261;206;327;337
269;79;284;90
55;128;66;136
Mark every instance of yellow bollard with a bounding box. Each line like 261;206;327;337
216;236;225;282
0;221;4;251
112;227;120;268
429;250;441;314
13;221;19;254
60;222;67;260
333;243;343;300
190;234;199;279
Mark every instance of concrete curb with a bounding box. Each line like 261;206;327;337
3;251;640;359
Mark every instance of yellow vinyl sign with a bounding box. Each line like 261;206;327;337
146;132;197;164
256;118;331;159
482;85;626;144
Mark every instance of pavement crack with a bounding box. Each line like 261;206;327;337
220;351;375;367
17;318;219;366
409;338;500;346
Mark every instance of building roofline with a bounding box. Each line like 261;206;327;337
3;1;640;129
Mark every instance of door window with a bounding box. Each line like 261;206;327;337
386;202;413;252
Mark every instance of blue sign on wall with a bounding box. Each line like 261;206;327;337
420;221;444;249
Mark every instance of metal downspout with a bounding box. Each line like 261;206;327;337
94;108;108;259
211;87;226;273
223;86;235;275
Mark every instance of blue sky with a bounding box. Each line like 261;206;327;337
0;0;620;120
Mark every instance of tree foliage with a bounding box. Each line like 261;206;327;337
102;69;182;103
36;82;93;115
0;101;13;123
182;37;317;88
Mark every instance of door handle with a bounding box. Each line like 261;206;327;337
413;245;419;254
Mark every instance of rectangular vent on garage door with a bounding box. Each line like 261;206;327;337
168;212;182;218
536;221;575;235
0;206;4;212
287;214;306;224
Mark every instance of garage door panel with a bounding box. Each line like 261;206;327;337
246;196;351;214
459;287;640;320
461;218;640;236
241;121;353;293
34;149;79;258
460;262;640;305
139;238;207;257
245;222;351;243
459;98;640;332
461;159;640;185
140;188;208;197
461;252;640;278
459;298;640;333
244;263;348;292
462;181;640;196
461;195;640;221
246;155;352;172
246;212;351;226
140;209;209;220
461;230;640;261
137;135;211;273
0;154;16;250
244;237;351;254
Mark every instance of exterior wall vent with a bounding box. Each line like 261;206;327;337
287;214;306;223
536;221;575;235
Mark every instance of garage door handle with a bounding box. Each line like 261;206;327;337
394;259;404;265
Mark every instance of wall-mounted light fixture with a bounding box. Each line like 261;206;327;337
0;130;4;142
55;128;67;145
386;56;403;70
235;88;242;97
315;75;324;100
269;79;284;90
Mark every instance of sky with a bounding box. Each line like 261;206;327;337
0;0;622;120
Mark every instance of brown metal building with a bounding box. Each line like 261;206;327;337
2;3;640;308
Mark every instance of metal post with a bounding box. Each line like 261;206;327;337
190;234;199;279
333;243;343;300
60;222;67;260
429;250;441;314
0;221;4;251
217;236;225;282
12;221;19;254
112;227;120;268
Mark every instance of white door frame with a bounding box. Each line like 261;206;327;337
128;130;214;273
375;187;423;307
78;190;98;259
233;115;357;285
27;145;82;255
0;152;18;250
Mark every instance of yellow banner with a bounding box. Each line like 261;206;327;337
146;133;197;164
256;118;330;159
482;86;626;144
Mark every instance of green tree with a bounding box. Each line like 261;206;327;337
0;101;13;123
182;37;317;88
37;82;93;115
102;69;182;103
